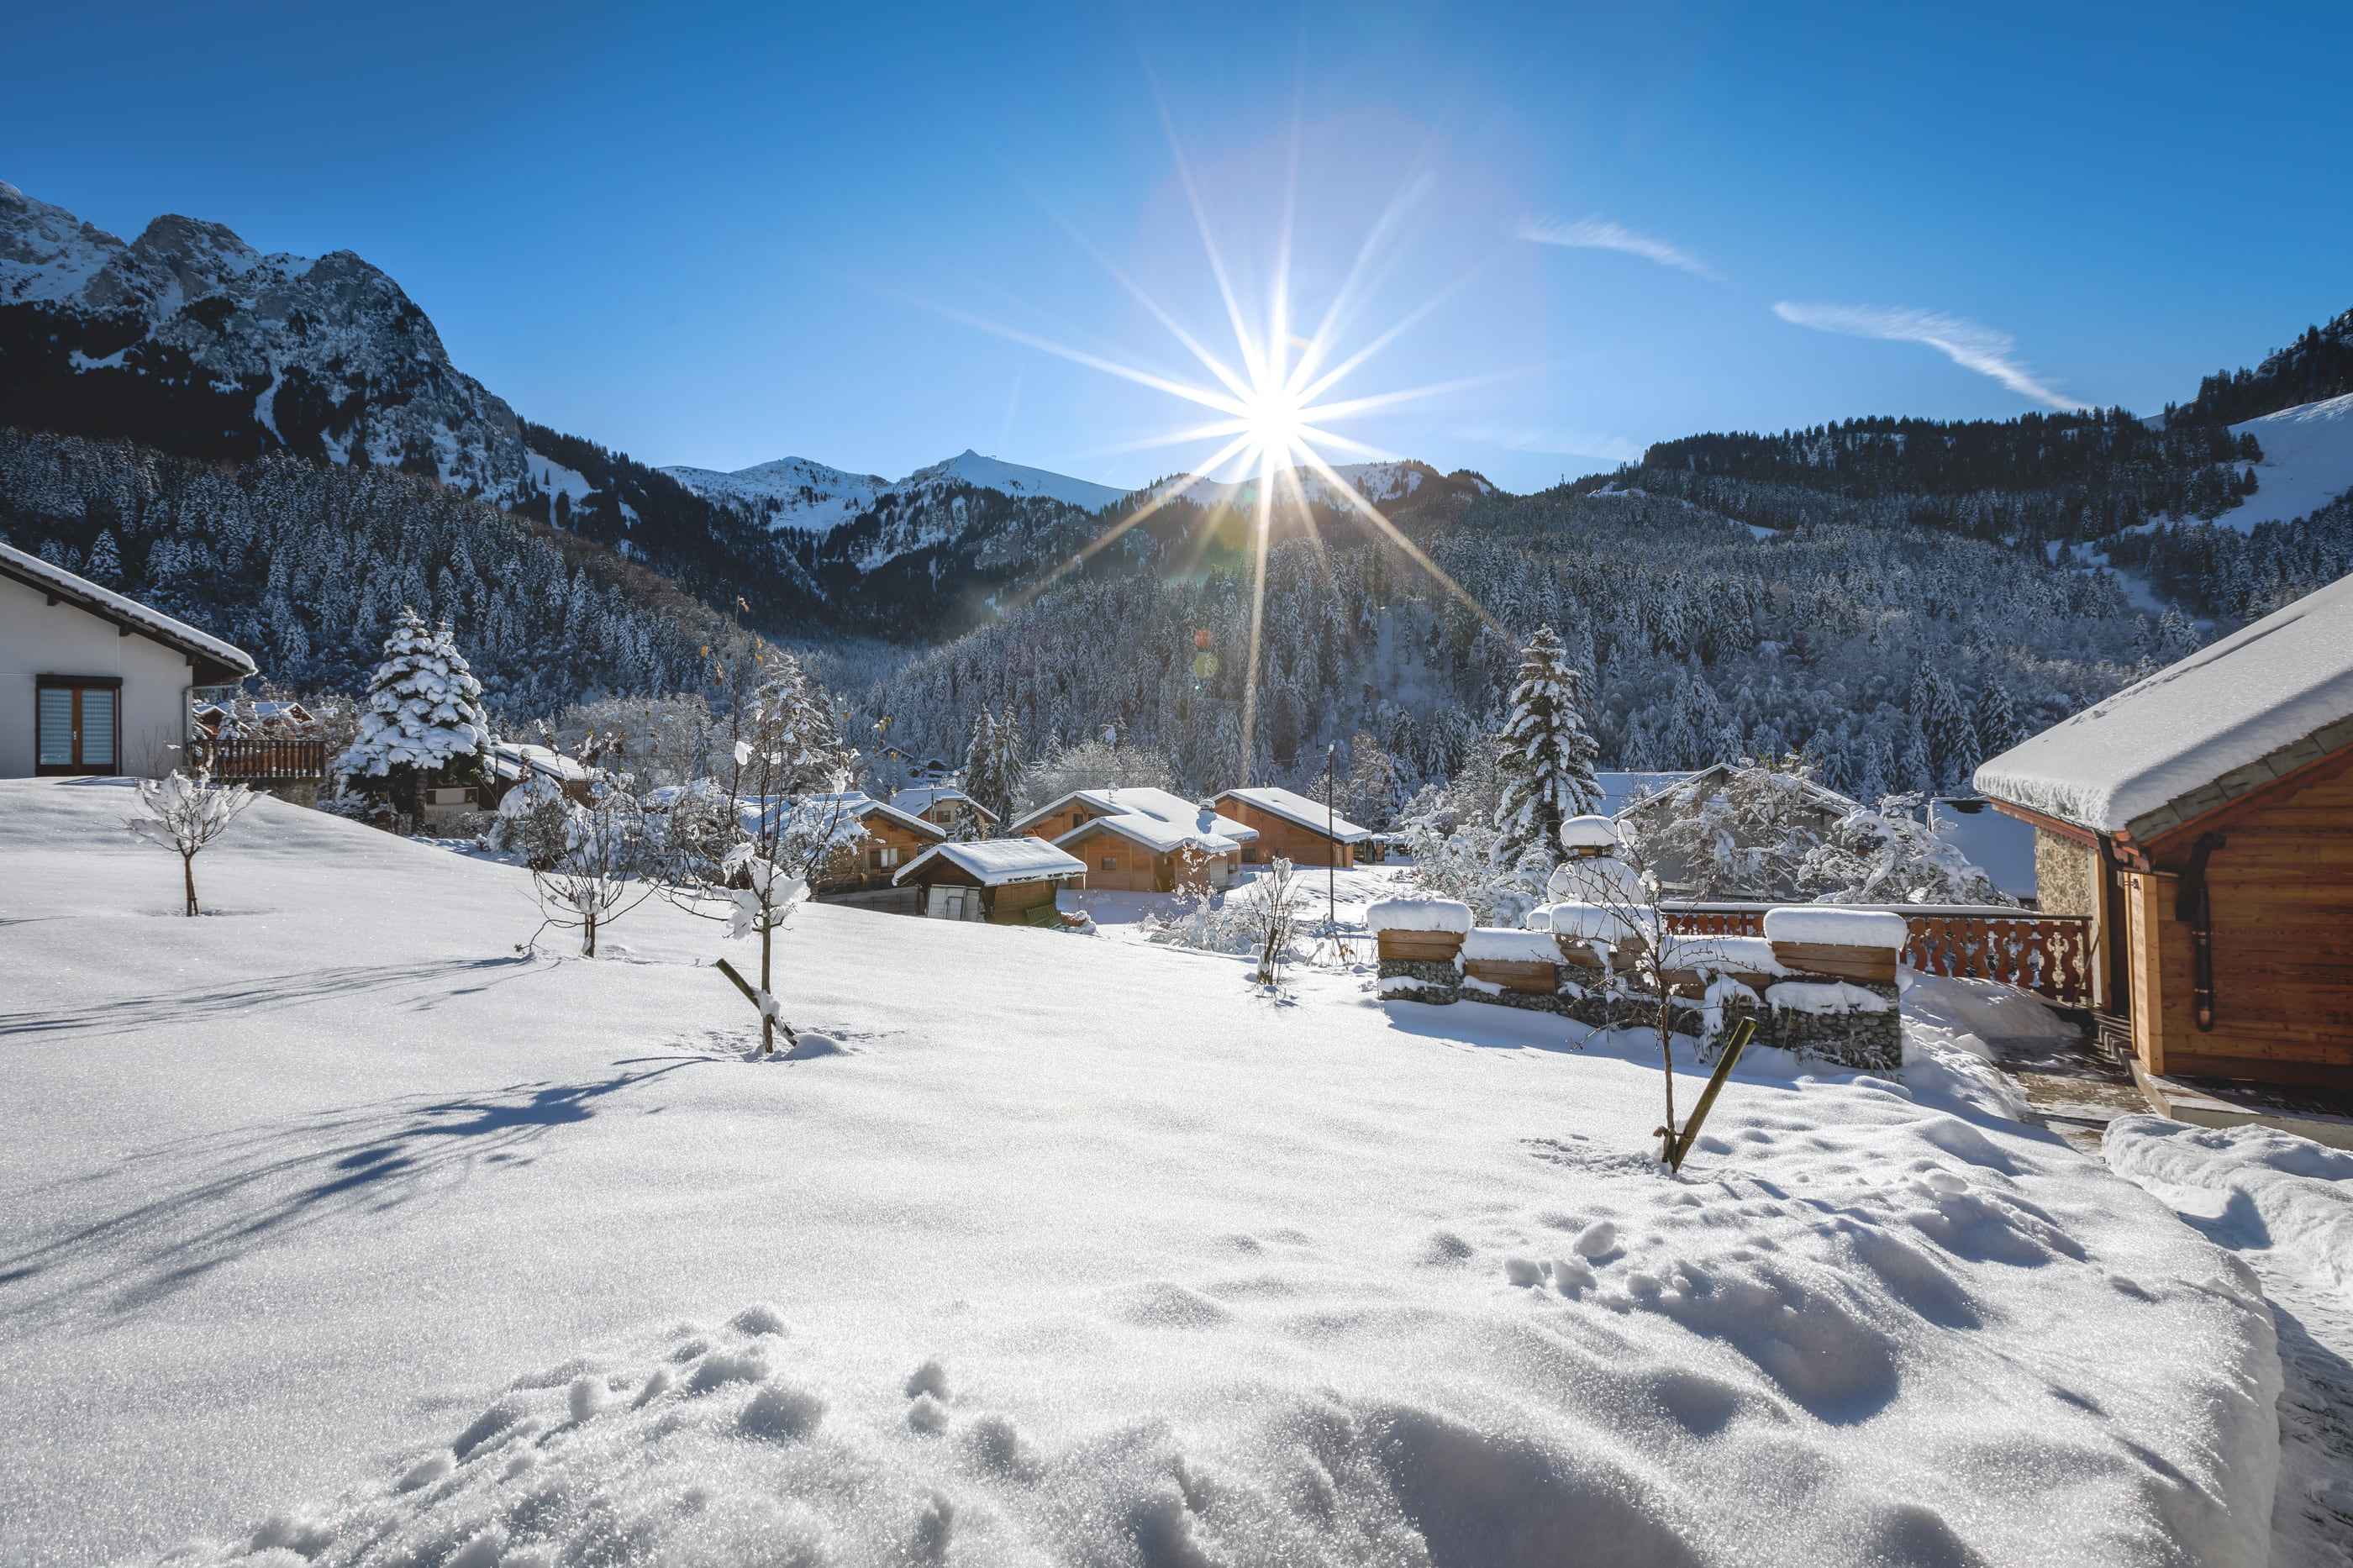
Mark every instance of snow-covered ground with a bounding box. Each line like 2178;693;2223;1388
2208;393;2353;534
0;780;2292;1566
2108;1118;2353;1566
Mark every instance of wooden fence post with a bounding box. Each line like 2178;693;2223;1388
1668;1018;1758;1173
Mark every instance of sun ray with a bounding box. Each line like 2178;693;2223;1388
1289;423;1403;462
1289;366;1529;426
1236;442;1279;785
1150;79;1263;386
995;432;1262;616
923;303;1249;418
1292;445;1501;633
1282;167;1435;397
1040;208;1258;407
1289;262;1486;407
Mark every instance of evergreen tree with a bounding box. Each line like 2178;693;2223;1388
1491;627;1601;866
960;710;1001;839
988;703;1024;827
1971;681;2024;763
85;528;122;585
335;608;494;815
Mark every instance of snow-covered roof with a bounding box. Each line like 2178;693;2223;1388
1055;812;1239;857
1975;571;2353;839
0;539;255;682
1011;787;1258;843
1593;771;1695;818
1213;787;1372;844
490;742;594;784
889;786;998;823
892;838;1086;888
803;791;945;839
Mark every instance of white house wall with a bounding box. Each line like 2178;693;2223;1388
0;572;199;777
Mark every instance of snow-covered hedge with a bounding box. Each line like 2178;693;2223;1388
1762;907;1910;950
1365;897;1472;935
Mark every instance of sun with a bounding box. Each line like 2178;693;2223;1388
935;109;1508;782
1240;374;1305;459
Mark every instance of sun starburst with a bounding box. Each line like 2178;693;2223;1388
941;115;1506;781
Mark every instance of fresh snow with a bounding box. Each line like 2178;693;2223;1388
1761;908;1911;950
2106;1116;2353;1566
1215;786;1373;844
1363;897;1472;934
1457;928;1567;963
1014;787;1257;846
1160;459;1429;513
1975;569;2353;833
892;837;1085;887
2201;392;2353;534
0;781;2294;1567
1559;814;1619;850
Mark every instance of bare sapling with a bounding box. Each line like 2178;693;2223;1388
125;769;258;916
523;773;657;957
1245;855;1308;987
1547;819;1708;1165
665;649;862;1053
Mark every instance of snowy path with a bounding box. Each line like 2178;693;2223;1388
0;781;2287;1566
2108;1117;2353;1567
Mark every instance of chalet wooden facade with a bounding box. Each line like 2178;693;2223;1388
1012;787;1254;892
809;793;948;892
892;838;1087;924
1213;787;1371;868
1977;572;2353;1090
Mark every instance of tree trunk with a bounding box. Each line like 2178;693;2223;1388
584;908;597;958
182;852;198;917
760;922;776;1054
1658;1008;1678;1164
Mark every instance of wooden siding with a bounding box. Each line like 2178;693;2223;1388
987;879;1058;924
1217;796;1355;867
2129;752;2353;1084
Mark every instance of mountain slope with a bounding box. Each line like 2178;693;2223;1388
2203;392;2353;534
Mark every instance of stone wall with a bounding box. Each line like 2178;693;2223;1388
2034;829;2100;919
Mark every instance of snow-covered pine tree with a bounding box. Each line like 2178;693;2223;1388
992;704;1024;823
960;710;999;839
1491;626;1602;866
334;608;493;816
1971;681;2024;764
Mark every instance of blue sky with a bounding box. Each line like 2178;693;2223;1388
7;1;2349;493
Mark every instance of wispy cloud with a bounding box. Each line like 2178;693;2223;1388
1771;301;2090;411
1455;424;1645;466
1518;217;1720;282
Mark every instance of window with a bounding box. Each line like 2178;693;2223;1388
879;845;902;868
1100;855;1116;871
36;676;120;776
1071;812;1085;832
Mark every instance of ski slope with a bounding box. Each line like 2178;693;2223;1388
2212;392;2353;532
0;779;2284;1567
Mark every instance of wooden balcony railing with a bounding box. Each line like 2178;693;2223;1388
1660;902;2096;1008
193;738;329;781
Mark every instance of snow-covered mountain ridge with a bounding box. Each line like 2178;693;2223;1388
661;449;1124;539
0;181;530;497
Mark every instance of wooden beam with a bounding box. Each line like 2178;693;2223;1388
1985;797;2103;847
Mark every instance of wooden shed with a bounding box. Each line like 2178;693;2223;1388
892;838;1087;924
1213;786;1371;867
1977;571;2353;1090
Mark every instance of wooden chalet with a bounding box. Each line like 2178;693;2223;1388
892;838;1087;925
1012;787;1255;892
1977;571;2353;1090
807;792;947;892
1212;786;1371;868
889;785;999;837
482;741;597;807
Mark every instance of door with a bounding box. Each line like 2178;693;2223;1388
36;677;120;776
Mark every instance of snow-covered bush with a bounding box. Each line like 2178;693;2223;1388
1798;797;2013;906
1401;817;1550;927
488;772;574;869
1018;738;1173;813
334;608;493;818
644;777;740;885
1141;886;1261;955
1492;626;1601;866
125;770;259;916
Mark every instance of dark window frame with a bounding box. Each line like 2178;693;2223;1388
35;673;124;776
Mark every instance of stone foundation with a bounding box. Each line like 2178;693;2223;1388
1440;975;1902;1073
1377;959;1461;1002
